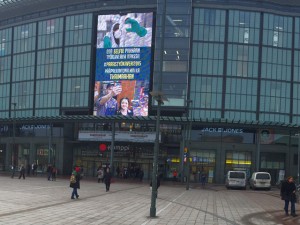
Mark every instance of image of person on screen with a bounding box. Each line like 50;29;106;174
102;17;147;48
95;83;122;116
117;97;133;116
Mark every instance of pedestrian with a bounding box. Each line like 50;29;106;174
52;166;57;181
31;163;35;176
280;176;298;217
26;164;31;176
33;163;37;176
18;165;25;179
103;168;112;192
11;164;16;178
139;169;144;182
201;173;207;186
97;167;104;183
173;169;178;182
47;164;52;181
70;166;81;199
116;166;120;177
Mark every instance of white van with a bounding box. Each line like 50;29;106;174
249;172;271;190
225;171;247;189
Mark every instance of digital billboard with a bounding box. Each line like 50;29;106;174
94;12;153;116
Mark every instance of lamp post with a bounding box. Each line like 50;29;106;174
11;103;17;167
297;132;300;184
150;0;167;218
185;100;192;191
149;91;166;218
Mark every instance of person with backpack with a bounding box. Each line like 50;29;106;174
70;166;81;199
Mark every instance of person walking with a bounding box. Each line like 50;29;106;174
97;167;104;183
103;168;112;192
18;165;25;179
47;164;53;181
173;169;178;182
139;169;144;182
11;164;16;178
281;176;298;217
201;173;207;186
52;166;57;181
70;166;81;199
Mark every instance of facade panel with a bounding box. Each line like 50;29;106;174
0;0;299;183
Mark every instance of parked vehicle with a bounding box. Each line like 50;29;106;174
249;172;271;190
225;171;247;190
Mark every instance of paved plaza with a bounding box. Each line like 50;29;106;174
0;175;298;225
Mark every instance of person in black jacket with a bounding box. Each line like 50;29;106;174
280;176;297;217
70;166;81;199
104;168;112;192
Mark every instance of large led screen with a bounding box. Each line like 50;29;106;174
94;12;153;116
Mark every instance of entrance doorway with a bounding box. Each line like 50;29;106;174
189;150;216;183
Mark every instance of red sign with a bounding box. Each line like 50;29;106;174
99;144;107;152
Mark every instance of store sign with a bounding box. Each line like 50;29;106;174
20;125;50;131
78;131;159;143
201;128;243;134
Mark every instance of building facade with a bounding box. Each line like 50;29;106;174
0;0;299;184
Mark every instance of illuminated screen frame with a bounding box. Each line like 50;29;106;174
94;12;154;117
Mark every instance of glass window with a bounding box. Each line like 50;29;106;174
260;80;290;114
263;14;292;48
11;81;34;116
225;78;257;112
0;28;12;56
63;46;91;77
13;23;36;53
227;45;259;77
228;10;260;44
190;76;223;109
193;8;226;42
37;49;62;79
38;18;64;49
191;43;224;75
65;14;93;46
62;77;89;107
12;53;35;82
261;47;291;81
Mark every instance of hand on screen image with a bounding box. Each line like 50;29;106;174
95;83;121;116
125;18;147;37
102;19;147;48
112;85;122;96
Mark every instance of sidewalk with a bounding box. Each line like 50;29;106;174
0;175;298;225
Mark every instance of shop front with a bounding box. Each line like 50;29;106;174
73;142;156;180
225;151;252;179
189;150;216;183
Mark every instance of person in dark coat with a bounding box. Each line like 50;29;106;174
280;176;297;217
18;165;25;179
103;168;112;192
139;169;144;182
70;166;81;199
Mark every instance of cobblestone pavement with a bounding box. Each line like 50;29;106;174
0;175;298;225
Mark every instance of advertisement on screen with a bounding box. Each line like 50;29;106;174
94;12;153;116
